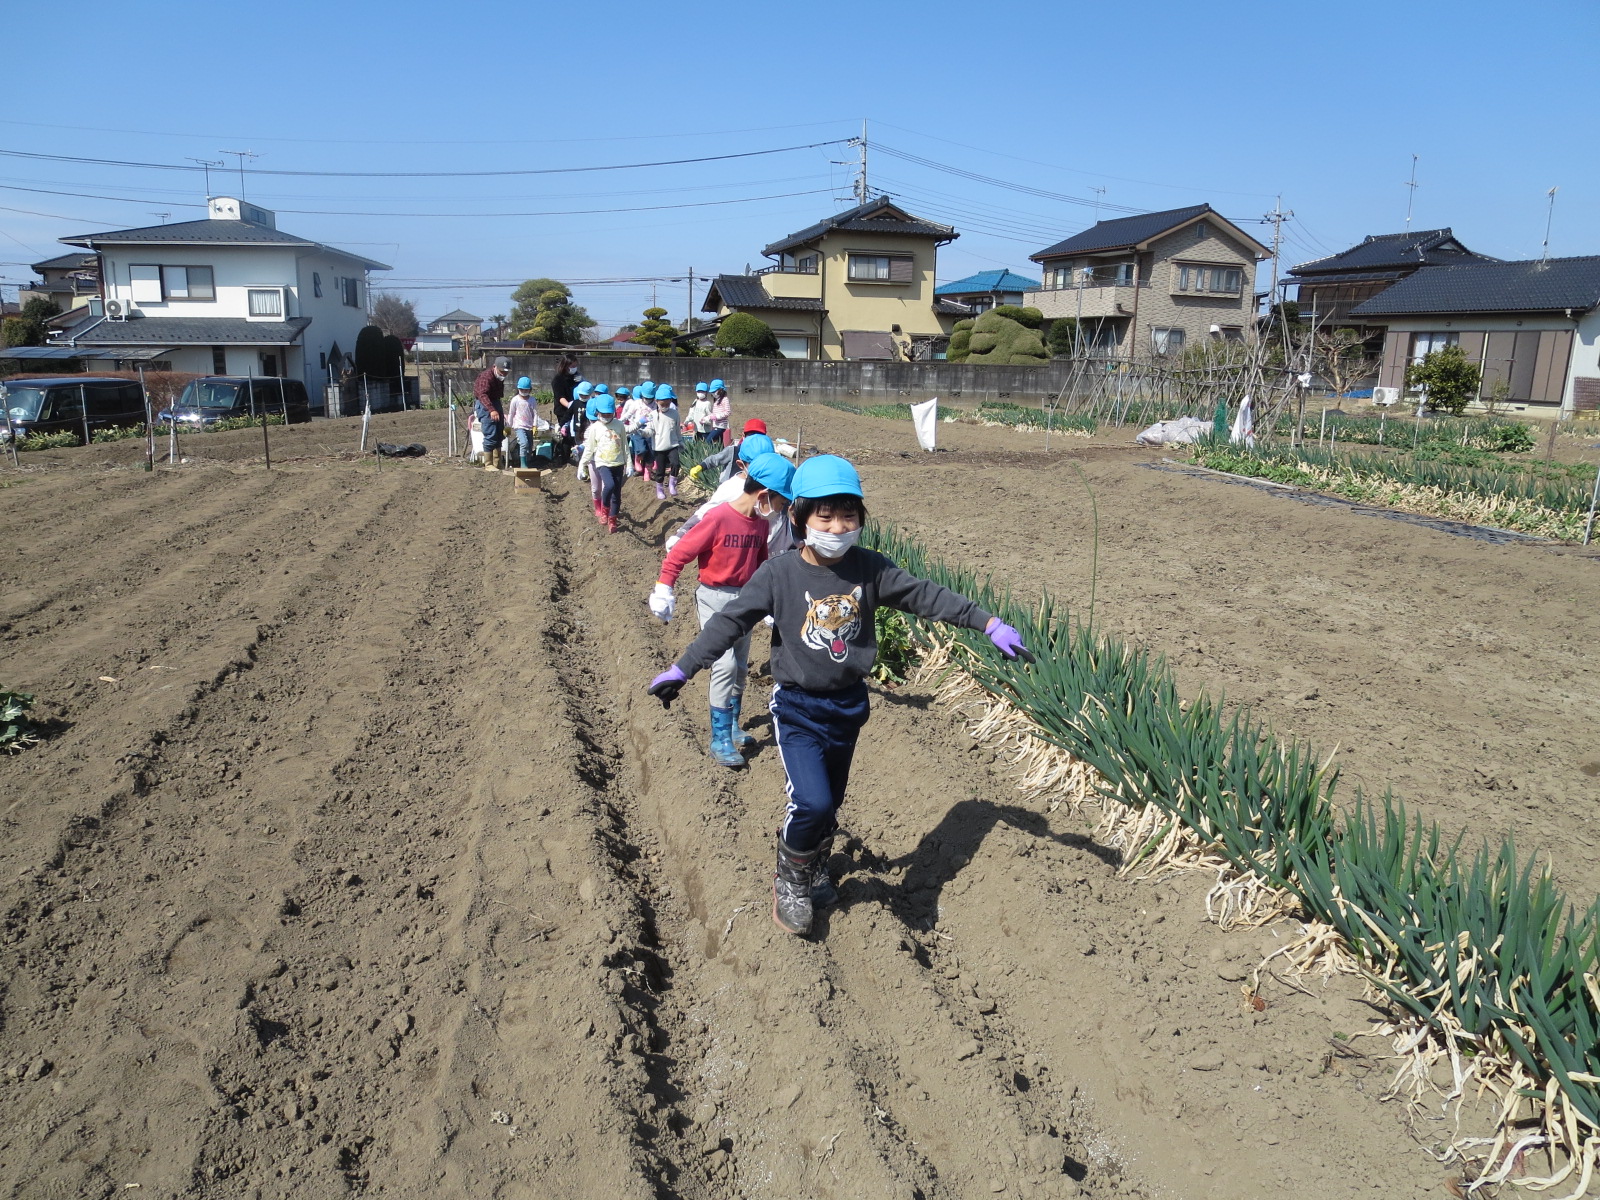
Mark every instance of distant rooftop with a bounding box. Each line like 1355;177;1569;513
935;269;1040;296
1031;204;1268;261
762;196;957;258
1348;257;1600;317
1289;228;1497;281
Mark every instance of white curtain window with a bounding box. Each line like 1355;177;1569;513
1411;331;1458;362
130;264;162;304
848;255;891;281
248;288;284;317
776;335;811;359
1152;327;1185;355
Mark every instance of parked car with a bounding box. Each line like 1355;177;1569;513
0;376;148;443
157;377;312;428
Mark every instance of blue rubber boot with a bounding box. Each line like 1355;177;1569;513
727;693;756;749
708;707;746;769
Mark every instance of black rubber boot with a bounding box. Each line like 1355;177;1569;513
772;834;818;936
811;833;839;909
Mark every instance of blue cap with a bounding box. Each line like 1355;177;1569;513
594;383;610;395
656;384;677;401
637;381;657;400
792;454;863;500
737;433;775;463
516;376;532;390
585;398;599;419
695;381;709;393
576;381;594;396
744;452;795;501
710;378;727;391
596;395;616;415
615;385;630;397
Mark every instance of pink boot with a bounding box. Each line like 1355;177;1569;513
655;482;666;500
667;475;677;497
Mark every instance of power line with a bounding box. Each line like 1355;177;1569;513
875;143;1150;213
0;140;848;179
0;181;836;219
0;116;854;147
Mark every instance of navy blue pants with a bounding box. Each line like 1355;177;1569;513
770;680;871;852
475;402;502;451
595;463;624;517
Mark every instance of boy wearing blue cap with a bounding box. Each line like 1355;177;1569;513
507;377;540;469
648;454;1032;936
645;385;683;499
705;378;732;447
649;452;796;767
577;393;628;533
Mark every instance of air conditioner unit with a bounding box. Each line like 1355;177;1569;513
104;297;135;321
1372;385;1401;406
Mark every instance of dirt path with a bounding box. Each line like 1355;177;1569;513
2;413;1593;1198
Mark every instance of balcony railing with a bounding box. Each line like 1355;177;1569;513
1035;280;1149;291
754;262;819;276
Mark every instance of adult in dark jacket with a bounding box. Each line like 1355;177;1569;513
475;356;511;471
550;354;582;463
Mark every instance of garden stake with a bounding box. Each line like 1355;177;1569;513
359;397;371;455
260;411;271;470
1583;463;1600;545
3;408;17;467
1320;408;1327;446
79;383;90;449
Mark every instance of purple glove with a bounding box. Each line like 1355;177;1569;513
985;619;1035;663
648;665;688;708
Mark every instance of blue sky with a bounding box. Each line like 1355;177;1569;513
2;0;1593;335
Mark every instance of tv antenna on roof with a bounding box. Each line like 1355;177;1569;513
187;157;223;200
218;149;259;199
148;212;171;224
1404;154;1419;228
1541;186;1558;263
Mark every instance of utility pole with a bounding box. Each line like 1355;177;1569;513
686;267;694;341
187;157;223;201
1404;154;1419;228
1263;198;1293;358
218;149;259;198
1542;187;1558;263
853;119;870;204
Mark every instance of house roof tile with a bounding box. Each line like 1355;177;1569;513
432;308;481;323
1348;257;1600;316
62;315;313;346
1031;205;1218;261
31;251;97;272
761;197;956;257
702;274;825;314
61;219;391;270
934;268;1040;295
1288;228;1497;278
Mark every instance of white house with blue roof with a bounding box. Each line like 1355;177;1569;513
47;197;390;396
933;269;1040;316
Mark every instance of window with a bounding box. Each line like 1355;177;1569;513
1084;262;1134;286
776;335;812;359
340;276;360;307
1152;327;1185;356
1176;265;1242;295
128;264;214;302
1410;331;1459;362
212;346;228;373
248;288;284;317
130;264;162;304
313;271;322;298
847;253;912;283
163;265;214;300
1196;221;1209;240
1049;266;1072;290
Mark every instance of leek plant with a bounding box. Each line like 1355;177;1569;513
863;519;1600;1181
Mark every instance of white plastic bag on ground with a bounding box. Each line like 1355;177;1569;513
1134;416;1208;446
469;429;485;462
911;397;938;451
1230;394;1255;448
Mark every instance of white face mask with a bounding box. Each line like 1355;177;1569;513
807;527;860;558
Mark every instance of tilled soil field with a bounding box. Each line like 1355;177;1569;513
2;407;1597;1199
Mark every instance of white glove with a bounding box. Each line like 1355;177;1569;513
664;533;681;553
763;615;775;628
625;460;636;478
576;461;589;481
648;583;676;623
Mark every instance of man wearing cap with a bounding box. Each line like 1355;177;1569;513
648;451;796;767
695;416;772;487
474;355;511;471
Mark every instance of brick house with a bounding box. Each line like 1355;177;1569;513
1024;205;1268;358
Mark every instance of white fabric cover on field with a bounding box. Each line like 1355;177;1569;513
911;397;938;452
1134;416;1208;446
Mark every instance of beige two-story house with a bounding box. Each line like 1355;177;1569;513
701;197;967;360
1026;204;1268;358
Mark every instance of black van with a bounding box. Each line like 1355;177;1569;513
158;377;313;429
1;376;149;443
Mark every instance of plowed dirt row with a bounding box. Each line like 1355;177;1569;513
2;411;1586;1199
